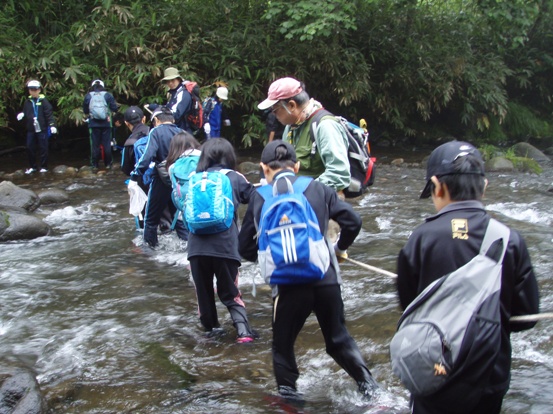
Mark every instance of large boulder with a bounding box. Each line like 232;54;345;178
486;157;515;172
0;369;47;414
37;188;70;205
511;142;551;165
0;181;41;212
0;210;51;241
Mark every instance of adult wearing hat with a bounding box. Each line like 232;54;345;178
82;79;119;168
204;86;230;139
238;140;380;401
396;140;539;414
258;77;350;197
156;67;194;134
16;80;57;174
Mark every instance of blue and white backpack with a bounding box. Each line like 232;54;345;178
256;174;330;285
133;135;155;185
169;149;201;229
184;169;234;234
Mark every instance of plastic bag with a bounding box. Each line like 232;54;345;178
128;182;148;217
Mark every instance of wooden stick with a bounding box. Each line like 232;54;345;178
343;256;398;278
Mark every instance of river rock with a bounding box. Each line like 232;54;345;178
391;158;404;166
486;157;515;172
0;210;51;241
37;188;70;205
0;181;41;212
53;165;78;177
238;161;261;176
511;142;551;165
77;166;96;178
0;369;47;414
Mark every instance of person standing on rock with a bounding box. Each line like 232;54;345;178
16;80;57;174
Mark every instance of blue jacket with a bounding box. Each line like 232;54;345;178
208;99;223;137
167;83;193;132
131;123;183;180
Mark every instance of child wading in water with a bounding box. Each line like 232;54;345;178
187;138;256;342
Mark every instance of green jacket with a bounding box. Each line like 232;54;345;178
285;111;350;191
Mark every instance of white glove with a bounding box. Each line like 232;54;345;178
17;112;24;121
50;126;58;135
223;119;231;126
204;122;211;134
333;242;348;264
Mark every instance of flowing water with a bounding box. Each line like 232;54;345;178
1;147;552;413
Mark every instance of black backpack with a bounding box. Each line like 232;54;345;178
309;109;375;198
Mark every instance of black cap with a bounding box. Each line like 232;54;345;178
124;106;144;123
261;140;297;164
420;141;485;199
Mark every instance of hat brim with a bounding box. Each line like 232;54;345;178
420;180;432;199
258;98;279;111
161;75;182;81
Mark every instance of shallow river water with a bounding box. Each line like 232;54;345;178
1;146;552;413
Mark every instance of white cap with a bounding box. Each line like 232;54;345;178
27;80;41;89
91;79;105;88
216;87;229;100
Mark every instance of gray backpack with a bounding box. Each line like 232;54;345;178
390;219;510;398
89;91;108;120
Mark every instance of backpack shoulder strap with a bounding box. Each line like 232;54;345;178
292;176;313;194
480;218;510;263
309;109;336;144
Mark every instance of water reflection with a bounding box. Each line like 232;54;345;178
0;157;552;413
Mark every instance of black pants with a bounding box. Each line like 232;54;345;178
412;390;505;414
90;127;112;167
189;256;253;336
26;131;48;170
272;284;372;389
143;176;187;247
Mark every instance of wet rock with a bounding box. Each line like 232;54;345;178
486;157;515;172
511;142;551;165
0;181;41;212
238;161;261;176
37;188;70;205
52;165;78;177
0;369;47;414
77;166;96;178
0;210;51;241
391;158;404;166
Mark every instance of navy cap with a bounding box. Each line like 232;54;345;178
420;141;485;199
261;140;297;164
124;106;144;124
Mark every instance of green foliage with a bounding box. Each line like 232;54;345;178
478;144;543;174
0;0;551;150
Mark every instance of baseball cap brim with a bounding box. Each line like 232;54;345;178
420;180;432;199
258;98;279;111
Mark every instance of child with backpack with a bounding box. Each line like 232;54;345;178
166;131;201;232
186;138;256;343
203;86;230;139
395;141;539;414
238;140;380;401
82;79;119;168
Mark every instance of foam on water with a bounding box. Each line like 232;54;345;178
486;201;552;226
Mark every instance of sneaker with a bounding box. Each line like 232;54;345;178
236;335;254;344
278;385;304;402
25;168;36;174
39;168;48;173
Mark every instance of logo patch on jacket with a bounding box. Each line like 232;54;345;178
451;219;469;240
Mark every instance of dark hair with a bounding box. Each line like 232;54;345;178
430;154;486;201
112;112;125;124
196;138;237;171
166;132;201;168
90;82;105;92
266;146;297;170
153;106;174;124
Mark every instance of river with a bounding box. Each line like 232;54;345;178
0;144;552;413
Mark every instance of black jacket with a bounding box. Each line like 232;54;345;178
187;167;254;263
238;170;362;287
22;95;56;132
121;123;150;176
397;200;539;399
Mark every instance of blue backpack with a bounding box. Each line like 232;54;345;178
133;135;154;185
256;175;330;285
185;169;234;234
169;150;201;229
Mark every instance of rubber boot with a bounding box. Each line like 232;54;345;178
143;224;158;248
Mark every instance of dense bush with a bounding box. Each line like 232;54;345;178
0;0;551;148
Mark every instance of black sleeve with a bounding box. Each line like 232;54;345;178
42;98;56;127
238;193;261;262
326;186;362;251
